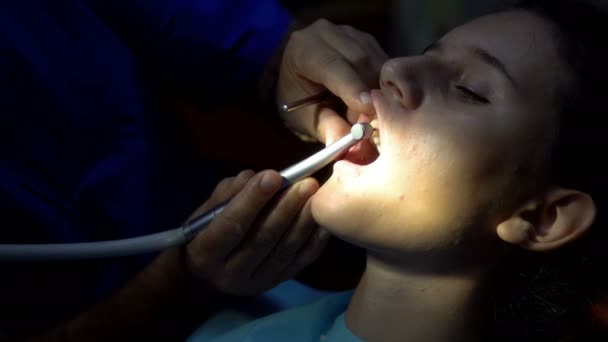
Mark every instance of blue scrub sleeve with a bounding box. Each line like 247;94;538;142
88;0;291;102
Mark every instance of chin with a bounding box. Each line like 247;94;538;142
311;174;386;241
310;177;344;232
310;191;370;248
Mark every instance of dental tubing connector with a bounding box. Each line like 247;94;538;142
0;123;374;260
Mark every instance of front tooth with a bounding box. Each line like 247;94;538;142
370;119;378;130
370;119;381;153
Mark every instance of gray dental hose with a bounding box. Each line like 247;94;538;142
0;123;374;260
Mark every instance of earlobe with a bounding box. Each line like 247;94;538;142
496;188;596;251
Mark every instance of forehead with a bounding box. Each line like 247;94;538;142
439;10;566;95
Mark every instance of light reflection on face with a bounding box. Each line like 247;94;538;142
311;10;568;261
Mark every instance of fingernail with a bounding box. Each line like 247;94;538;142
360;91;371;105
299;180;317;197
260;172;281;193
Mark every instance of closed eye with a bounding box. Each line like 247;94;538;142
455;85;489;104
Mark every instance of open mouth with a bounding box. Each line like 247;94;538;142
342;119;381;165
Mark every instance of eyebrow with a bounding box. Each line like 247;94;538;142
422;41;519;89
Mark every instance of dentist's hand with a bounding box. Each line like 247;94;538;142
277;19;388;145
184;170;329;296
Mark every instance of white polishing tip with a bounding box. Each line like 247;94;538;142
350;122;374;141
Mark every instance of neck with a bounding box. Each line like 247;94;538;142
345;253;490;342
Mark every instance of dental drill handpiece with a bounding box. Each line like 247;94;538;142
181;122;374;241
0;123;374;260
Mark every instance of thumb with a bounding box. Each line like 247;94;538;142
316;108;352;145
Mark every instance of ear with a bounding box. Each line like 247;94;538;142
496;187;596;251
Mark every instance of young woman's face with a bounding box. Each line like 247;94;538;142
312;10;569;259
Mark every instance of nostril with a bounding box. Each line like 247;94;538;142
381;78;423;110
384;80;403;99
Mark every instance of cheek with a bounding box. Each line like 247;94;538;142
311;145;489;251
384;124;508;226
311;115;514;251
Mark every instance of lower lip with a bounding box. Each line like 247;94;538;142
333;159;364;177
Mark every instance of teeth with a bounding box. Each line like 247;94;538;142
370;119;380;153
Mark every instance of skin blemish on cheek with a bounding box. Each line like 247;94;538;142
399;195;406;201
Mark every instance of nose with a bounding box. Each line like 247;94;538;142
380;57;425;110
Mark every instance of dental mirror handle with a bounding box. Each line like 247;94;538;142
280;91;334;113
